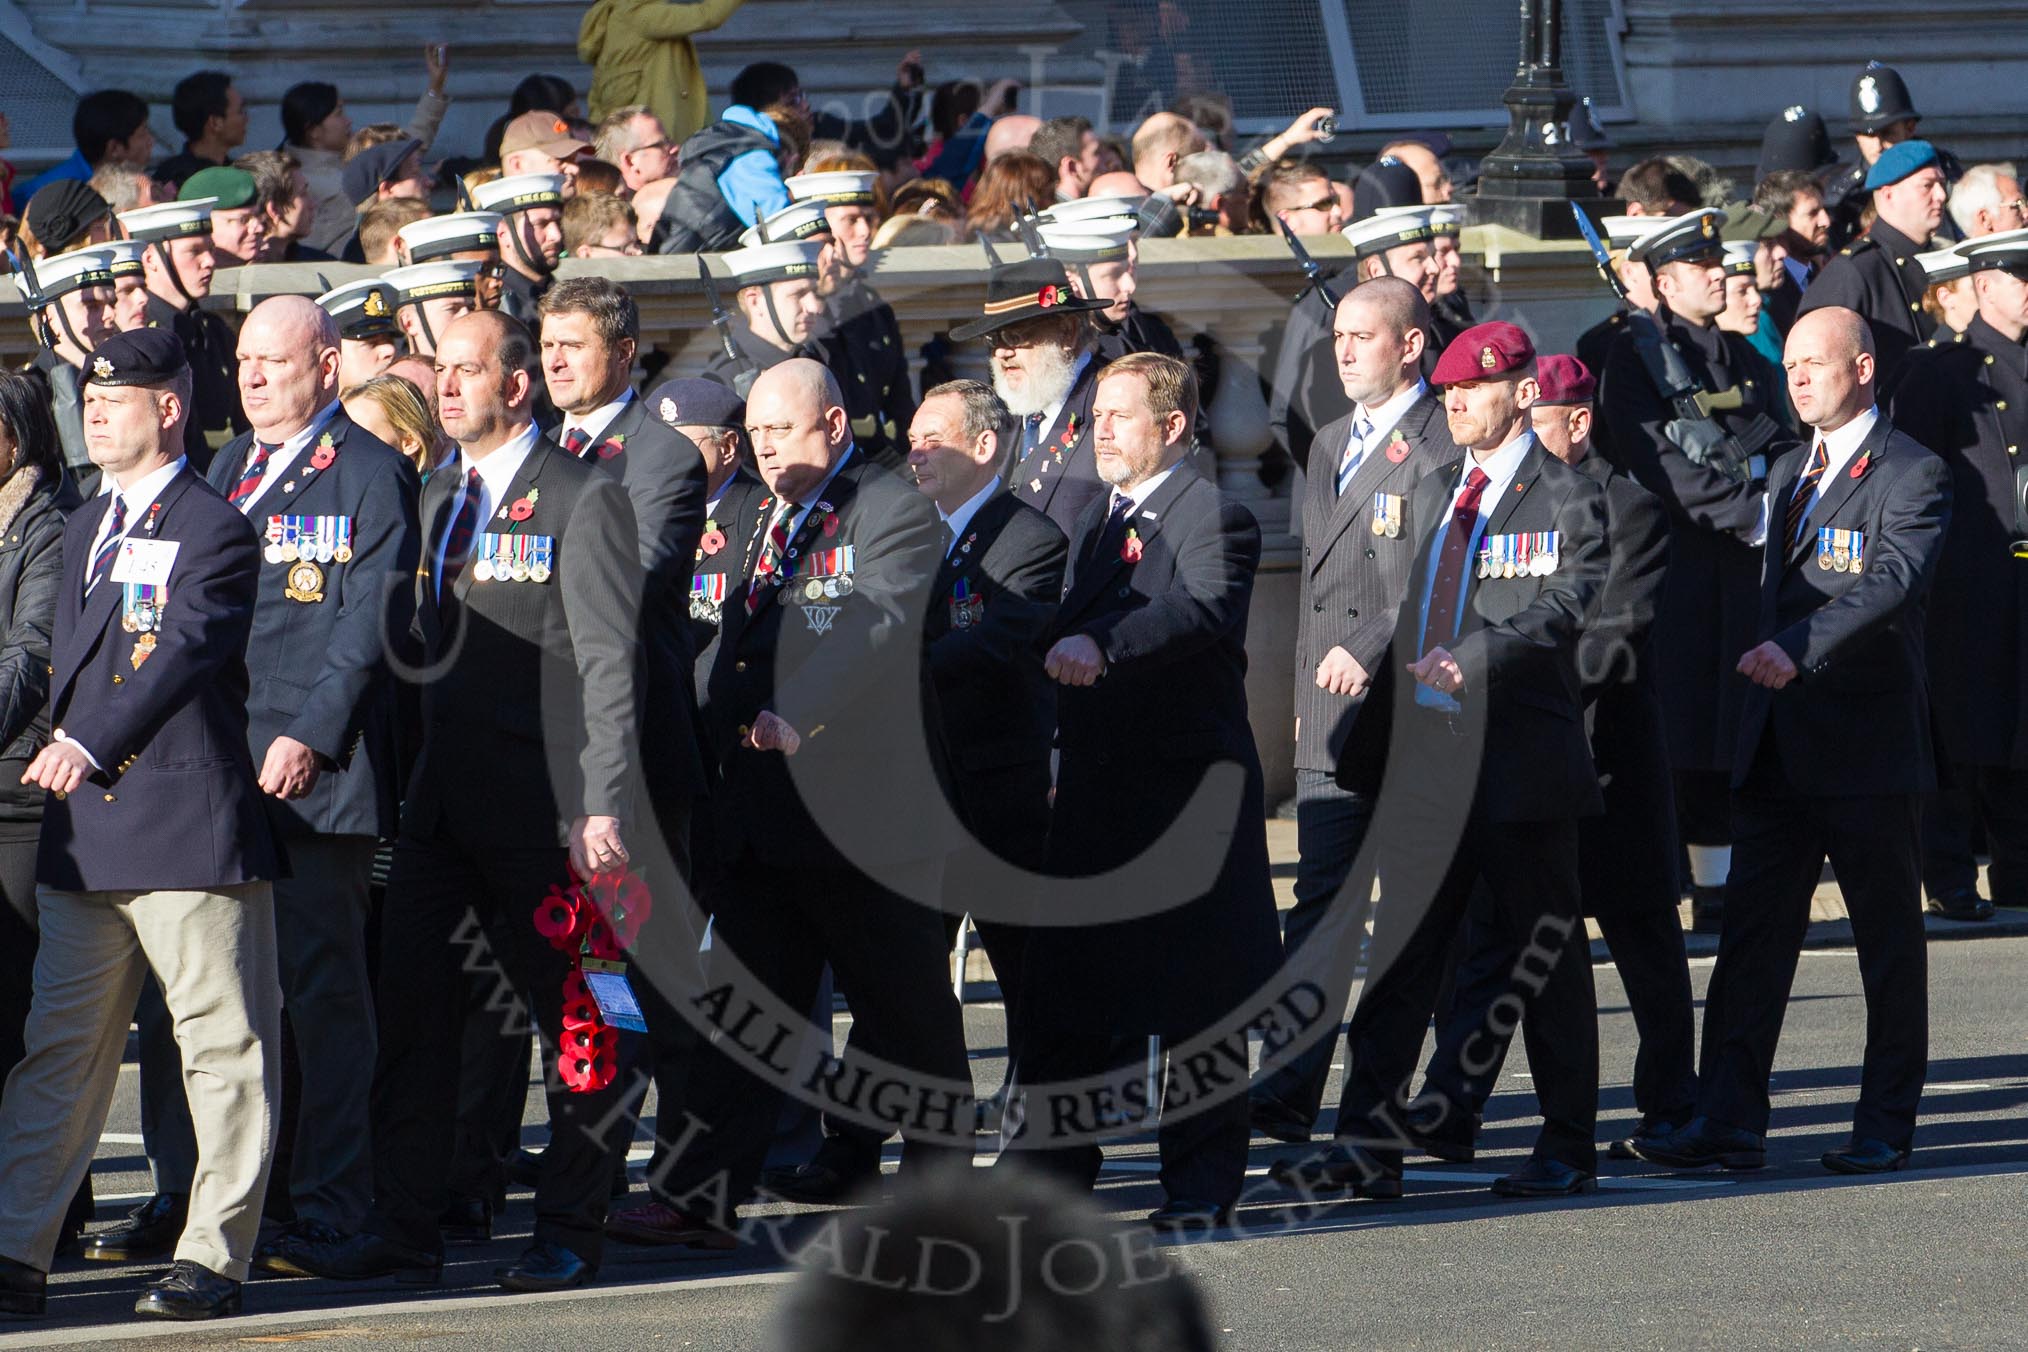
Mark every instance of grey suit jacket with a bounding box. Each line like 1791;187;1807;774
1293;390;1457;773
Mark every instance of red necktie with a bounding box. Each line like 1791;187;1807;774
563;427;592;459
228;442;277;510
1422;468;1491;651
438;467;484;596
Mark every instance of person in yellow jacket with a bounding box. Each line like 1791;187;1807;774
580;0;748;143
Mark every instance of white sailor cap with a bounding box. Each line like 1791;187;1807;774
1040;194;1146;226
1601;214;1662;248
786;171;877;207
1627;209;1727;269
470;173;565;216
100;238;148;278
1720;241;1760;276
1035;219;1134;263
118;198;216;243
723;239;825;288
317;277;401;339
13;246;115;306
384;259;484;307
737;199;833;248
398;211;504;263
1340;206;1435;258
1428;205;1466;238
1957;227;2028;276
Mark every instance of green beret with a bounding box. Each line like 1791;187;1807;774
180;166;258;211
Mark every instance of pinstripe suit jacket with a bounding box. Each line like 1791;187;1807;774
1293;390;1457;773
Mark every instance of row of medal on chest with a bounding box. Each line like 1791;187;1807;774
1478;532;1562;579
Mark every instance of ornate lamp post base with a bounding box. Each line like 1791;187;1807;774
1468;0;1620;239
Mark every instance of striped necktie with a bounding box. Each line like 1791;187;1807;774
228;441;278;511
562;427;592;459
1336;416;1373;496
437;467;484;596
747;499;796;613
1785;439;1828;547
86;495;126;596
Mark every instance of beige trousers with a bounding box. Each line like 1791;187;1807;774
0;883;280;1281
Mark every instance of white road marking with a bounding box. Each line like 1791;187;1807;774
1097;1158;1728;1192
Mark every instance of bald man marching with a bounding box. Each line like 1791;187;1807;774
200;296;419;1275
1634;307;1951;1176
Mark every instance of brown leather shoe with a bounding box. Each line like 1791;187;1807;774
603;1200;739;1255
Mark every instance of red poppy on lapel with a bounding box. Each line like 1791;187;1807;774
597;433;626;460
508;495;536;522
1121;527;1143;563
699;526;726;555
1385;429;1410;463
821;511;840;537
1848;451;1872;480
308;442;336;471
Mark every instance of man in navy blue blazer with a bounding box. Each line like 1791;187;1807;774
0;329;279;1322
195;296;416;1277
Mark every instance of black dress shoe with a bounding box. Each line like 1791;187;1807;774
1145;1199;1230;1234
437;1196;492;1245
81;1192;188;1262
281;1231;442;1285
1822;1137;1911;1175
758;1160;879;1205
1269;1143;1404;1199
1491;1157;1597;1198
1248;1096;1314;1145
1403;1101;1478;1163
0;1255;46;1318
1690;884;1725;934
1626;1115;1766;1171
253;1219;349;1277
133;1260;240;1320
506;1147;543;1189
1606;1115;1687;1162
1925;888;1995;922
495;1240;597;1293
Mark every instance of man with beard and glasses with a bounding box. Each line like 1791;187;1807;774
950;254;1112;536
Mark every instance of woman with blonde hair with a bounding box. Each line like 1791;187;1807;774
342;373;450;478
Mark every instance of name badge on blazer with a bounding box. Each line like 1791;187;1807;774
1816;526;1865;573
472;532;555;583
1477;531;1560;579
109;538;177;586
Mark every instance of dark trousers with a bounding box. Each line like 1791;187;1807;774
1675;768;1734;851
0;820;91;1233
445;966;532;1211
653;857;972;1218
816;761;1052;1172
1252;769;1375;1124
1922;763;2028;905
1337;777;1597;1172
1699;739;1927;1147
366;828;633;1260
998;1030;1251;1209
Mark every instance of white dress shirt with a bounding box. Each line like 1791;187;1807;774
1415;430;1536;709
433;423;541;595
233;399;342;514
560;389;634;450
1752;405;1879;548
1110;463;1179;517
1338;378;1428;490
939;476;1000;555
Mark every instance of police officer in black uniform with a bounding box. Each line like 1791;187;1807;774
1596;210;1799;933
1888;227;2028;920
1800;139;1948;392
1822;63;1926;253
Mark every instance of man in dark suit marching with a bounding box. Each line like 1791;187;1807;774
1001;352;1281;1233
1888;229;2028;920
290;310;647;1293
1274;322;1612;1201
603;359;972;1250
953;254;1114;538
1411;354;1697;1164
0;330;279;1321
190;297;418;1277
1635;307;1951;1176
758;378;1068;1205
1251;276;1460;1143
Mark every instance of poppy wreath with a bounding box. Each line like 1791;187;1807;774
532;865;656;1093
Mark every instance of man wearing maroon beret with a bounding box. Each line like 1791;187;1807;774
1273;322;1613;1200
1411;353;1699;1164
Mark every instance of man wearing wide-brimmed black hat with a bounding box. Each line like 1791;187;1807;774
950;252;1111;536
